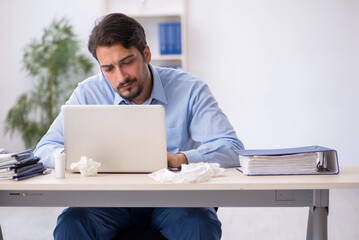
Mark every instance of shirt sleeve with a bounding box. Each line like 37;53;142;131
33;86;83;168
181;82;244;168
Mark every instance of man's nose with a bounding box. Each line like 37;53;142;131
114;68;129;83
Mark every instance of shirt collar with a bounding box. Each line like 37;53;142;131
148;64;167;105
111;64;167;105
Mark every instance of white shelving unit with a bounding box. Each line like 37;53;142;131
103;0;187;70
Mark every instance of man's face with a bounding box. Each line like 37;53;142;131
96;44;152;104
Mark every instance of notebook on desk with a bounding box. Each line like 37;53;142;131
62;105;167;173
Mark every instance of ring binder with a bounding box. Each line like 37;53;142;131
237;145;339;176
316;153;330;172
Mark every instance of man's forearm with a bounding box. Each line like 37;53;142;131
181;137;243;168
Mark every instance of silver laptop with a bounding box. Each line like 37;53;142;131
62;105;167;173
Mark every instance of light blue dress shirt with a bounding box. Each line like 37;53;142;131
34;64;244;168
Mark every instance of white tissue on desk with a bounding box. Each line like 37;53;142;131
149;162;225;183
70;156;101;176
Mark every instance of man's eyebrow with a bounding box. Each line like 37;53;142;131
120;54;135;62
100;54;135;68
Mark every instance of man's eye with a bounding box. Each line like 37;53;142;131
104;67;113;72
123;60;134;65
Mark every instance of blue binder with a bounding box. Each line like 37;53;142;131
159;22;181;55
237;145;339;176
173;23;181;54
159;23;168;55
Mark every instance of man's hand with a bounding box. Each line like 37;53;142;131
167;152;188;168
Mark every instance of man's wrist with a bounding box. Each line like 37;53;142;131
167;152;188;168
177;153;188;165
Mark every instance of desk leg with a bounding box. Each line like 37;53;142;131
0;224;3;240
306;190;329;240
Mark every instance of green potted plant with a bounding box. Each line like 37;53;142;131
5;18;93;149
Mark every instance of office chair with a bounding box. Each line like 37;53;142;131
113;208;218;240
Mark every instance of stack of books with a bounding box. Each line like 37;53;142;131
159;22;181;55
237;145;339;176
0;149;46;180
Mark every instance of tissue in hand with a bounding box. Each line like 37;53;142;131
149;162;225;183
70;156;101;176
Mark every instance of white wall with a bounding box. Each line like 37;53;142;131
0;0;359;239
187;0;359;166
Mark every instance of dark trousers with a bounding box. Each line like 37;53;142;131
54;207;221;240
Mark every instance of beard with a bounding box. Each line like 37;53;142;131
116;78;144;102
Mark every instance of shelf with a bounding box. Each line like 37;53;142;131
103;0;187;70
129;13;181;19
104;0;183;17
151;55;183;61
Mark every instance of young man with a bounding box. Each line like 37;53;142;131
35;13;244;240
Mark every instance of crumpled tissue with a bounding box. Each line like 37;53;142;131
70;156;101;176
149;162;225;183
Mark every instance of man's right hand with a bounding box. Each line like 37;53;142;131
167;152;188;168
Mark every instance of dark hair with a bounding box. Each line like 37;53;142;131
88;13;147;60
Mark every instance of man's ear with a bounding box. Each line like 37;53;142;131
143;45;151;64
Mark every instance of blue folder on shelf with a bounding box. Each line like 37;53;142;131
237;145;339;176
159;22;181;55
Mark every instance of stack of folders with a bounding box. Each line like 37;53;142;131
0;149;46;180
237;145;339;176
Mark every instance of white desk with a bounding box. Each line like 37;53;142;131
1;166;359;240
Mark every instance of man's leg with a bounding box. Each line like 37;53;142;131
53;207;132;240
151;207;221;240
